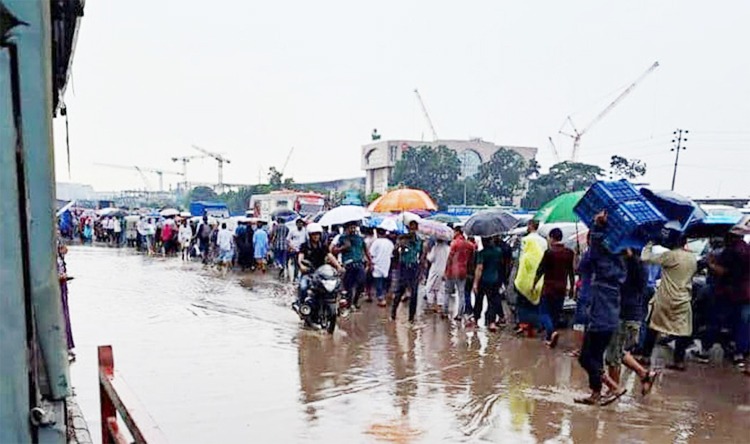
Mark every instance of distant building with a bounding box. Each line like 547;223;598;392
361;138;538;195
296;177;365;193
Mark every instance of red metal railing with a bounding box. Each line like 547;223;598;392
98;345;167;443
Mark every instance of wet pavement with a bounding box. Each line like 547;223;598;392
66;246;750;443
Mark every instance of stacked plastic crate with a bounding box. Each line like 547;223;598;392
574;180;667;252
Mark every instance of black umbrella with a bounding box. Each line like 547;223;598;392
463;211;518;237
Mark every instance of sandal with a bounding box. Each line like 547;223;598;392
574;394;601;405
641;370;658;396
600;388;627;406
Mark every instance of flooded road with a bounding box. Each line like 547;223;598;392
66;246;749;443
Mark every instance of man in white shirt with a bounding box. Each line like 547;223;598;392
286;219;308;280
369;228;395;307
216;222;234;267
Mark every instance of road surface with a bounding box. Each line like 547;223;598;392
66;246;750;443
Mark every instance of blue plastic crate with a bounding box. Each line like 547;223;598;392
574;180;667;252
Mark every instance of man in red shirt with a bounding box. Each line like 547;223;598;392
533;228;575;348
444;226;476;321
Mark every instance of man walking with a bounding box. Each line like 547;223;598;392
472;237;506;331
391;221;423;324
445;226;475;321
533;228;575;348
270;218;290;277
576;211;626;405
369;228;395;308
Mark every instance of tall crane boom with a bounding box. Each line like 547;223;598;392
562;61;659;161
192;145;231;192
414;88;438;141
95;163;183;192
280;146;295;176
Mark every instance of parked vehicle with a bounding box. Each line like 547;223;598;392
249;191;325;220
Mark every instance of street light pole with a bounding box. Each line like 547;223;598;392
670;128;688;191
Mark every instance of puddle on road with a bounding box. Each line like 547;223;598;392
66;246;750;443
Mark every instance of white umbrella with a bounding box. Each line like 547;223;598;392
378;218;399;233
179;211;191;218
319;205;369;227
160;208;180;217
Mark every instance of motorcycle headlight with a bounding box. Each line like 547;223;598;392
299;304;312;316
322;279;337;293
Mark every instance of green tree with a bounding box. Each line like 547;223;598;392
268;167;283;189
609;155;647;179
391;145;461;204
188;185;218;202
476;148;528;204
366;192;382;204
522;161;604;209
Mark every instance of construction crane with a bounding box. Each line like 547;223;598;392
414;88;438;141
95;163;184;192
191;145;231;192
280;146;295;176
171;154;207;188
548;136;560;163
560;61;659;161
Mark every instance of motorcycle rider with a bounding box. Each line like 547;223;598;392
332;221;373;310
294;223;343;310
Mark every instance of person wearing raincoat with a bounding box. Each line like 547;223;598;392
513;219;547;335
640;236;697;371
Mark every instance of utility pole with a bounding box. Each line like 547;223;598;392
670;128;688;191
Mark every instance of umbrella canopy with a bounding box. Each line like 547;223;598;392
427;214;461;224
640;188;706;230
534;191;585;223
417;219;454;241
685;205;745;238
463;211;518;237
271;209;299;223
377;218;401;233
367;188;437;213
160;208;180;217
318;205;369;227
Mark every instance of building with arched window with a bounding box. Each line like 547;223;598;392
361;138;538;195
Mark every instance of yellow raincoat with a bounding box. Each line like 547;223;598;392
514;233;547;305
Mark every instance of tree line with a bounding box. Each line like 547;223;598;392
390;145;646;209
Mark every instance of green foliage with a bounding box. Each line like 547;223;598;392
188;186;218;202
609;155;647;179
522;161;604;209
391;145;462;204
366;192;382;204
476;148;528;205
268;167;295;191
220;185;272;214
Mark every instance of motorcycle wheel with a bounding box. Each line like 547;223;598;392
325;304;337;334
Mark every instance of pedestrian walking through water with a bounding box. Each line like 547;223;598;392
575;211;626;406
533;228;575;348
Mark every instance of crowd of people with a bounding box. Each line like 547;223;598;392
60;206;750;406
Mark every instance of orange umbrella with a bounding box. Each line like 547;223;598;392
367;188;437;213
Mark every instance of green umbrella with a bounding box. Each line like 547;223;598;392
534;191;586;223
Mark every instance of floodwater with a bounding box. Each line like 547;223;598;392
66;246;749;443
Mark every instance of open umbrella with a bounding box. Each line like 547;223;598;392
534;191;585;223
463;211;518;237
640;188;706;230
427;214;461;224
318;205;369;227
367;188;437;213
160;208;180;217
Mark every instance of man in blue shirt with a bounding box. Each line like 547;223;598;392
332;221;371;309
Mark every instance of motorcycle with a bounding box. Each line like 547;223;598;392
293;263;341;334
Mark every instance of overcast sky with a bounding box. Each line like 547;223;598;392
53;0;750;199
